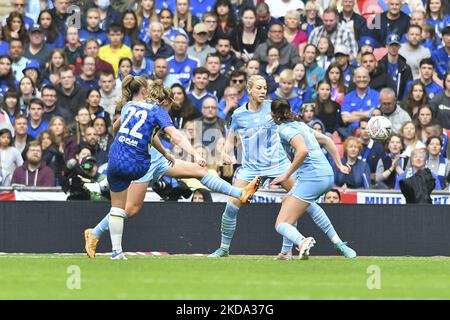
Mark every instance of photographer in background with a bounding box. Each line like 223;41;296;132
61;146;109;200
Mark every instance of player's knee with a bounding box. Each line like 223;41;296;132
125;204;142;218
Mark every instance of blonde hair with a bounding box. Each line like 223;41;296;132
116;75;148;109
247;74;266;92
279;69;295;82
146;79;175;110
343;136;363;154
136;0;158;28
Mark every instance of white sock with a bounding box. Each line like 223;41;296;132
331;235;342;244
108;207;127;252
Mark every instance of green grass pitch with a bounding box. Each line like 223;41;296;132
1;255;449;299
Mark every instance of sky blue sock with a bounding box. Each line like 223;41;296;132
276;222;304;246
92;213;109;237
307;203;340;244
280;222;297;254
201;173;242;199
220;202;240;249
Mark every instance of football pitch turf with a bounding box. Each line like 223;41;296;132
0;255;449;299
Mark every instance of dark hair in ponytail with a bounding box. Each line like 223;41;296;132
271;99;301;124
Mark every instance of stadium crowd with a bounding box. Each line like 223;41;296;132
0;0;450;196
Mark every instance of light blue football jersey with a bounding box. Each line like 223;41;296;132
230;100;290;176
278;121;334;179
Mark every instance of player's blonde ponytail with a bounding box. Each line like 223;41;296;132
146;79;176;110
116;75;148;110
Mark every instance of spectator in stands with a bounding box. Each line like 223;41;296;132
18;76;37;113
228;69;249;107
193;97;226;153
269;69;303;115
24;24;51;70
50;0;69;35
0;20;9;56
8;0;33;29
79;126;108;166
11;140;55;187
90;0;121;31
402;81;428;120
3;11;29;43
379;87;412;134
214;0;238;38
415;105;434;143
425;0;450;39
9;38;30;82
121;10;140;48
260;46;285;84
215;35;243;76
152;57;180;88
244;59;261;78
230;7;265;63
98;71;120;120
432;26;450;80
283;9;308;51
325;62;346;106
292;63;313;105
430;71;450;130
300;1;323;38
187;67;216;112
159;8;187;47
202;11;220;48
379;33;413;100
1;90;21;124
323;188;341;203
75;38;114;78
42;48;68;86
77;56;100;91
300;102;317;126
56;66;88;119
146;21;174;60
40;85;71;124
27;98;48;139
12;114;34;156
205;53;228;101
62;26;84;69
338;0;368;42
187;23;216;66
308;7;358;58
191;188;213;202
340;67;380;136
399;25;431;80
361;52;396;93
174;0;200;44
85;88;111;130
115;57;132;89
37;129;65;186
399;121;425;160
79;7;109;46
170;83;201;129
315;80;342;134
37;9;65;50
136;0;158;42
315;36;334;72
130;40;153;78
375;134;406;189
0;55;16;95
167;33;200;89
426;135;450;189
0;128;23;187
333;44;354;88
48;116;76;161
98;23;132;77
22;59;42;91
253;22;299;69
404;58;443;101
303;44;324;98
255;2;281;37
217;85;239;121
394;148;441;190
69;107;91;145
334;136;371;189
92;117;112;154
371;0;411;46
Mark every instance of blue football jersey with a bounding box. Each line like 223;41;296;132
109;100;173;168
230;100;290;176
278;121;334;179
167;56;200;89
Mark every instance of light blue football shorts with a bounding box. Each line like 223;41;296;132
288;175;334;203
133;152;173;184
234;162;291;183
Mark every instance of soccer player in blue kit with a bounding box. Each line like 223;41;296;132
84;78;260;259
270;99;357;259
